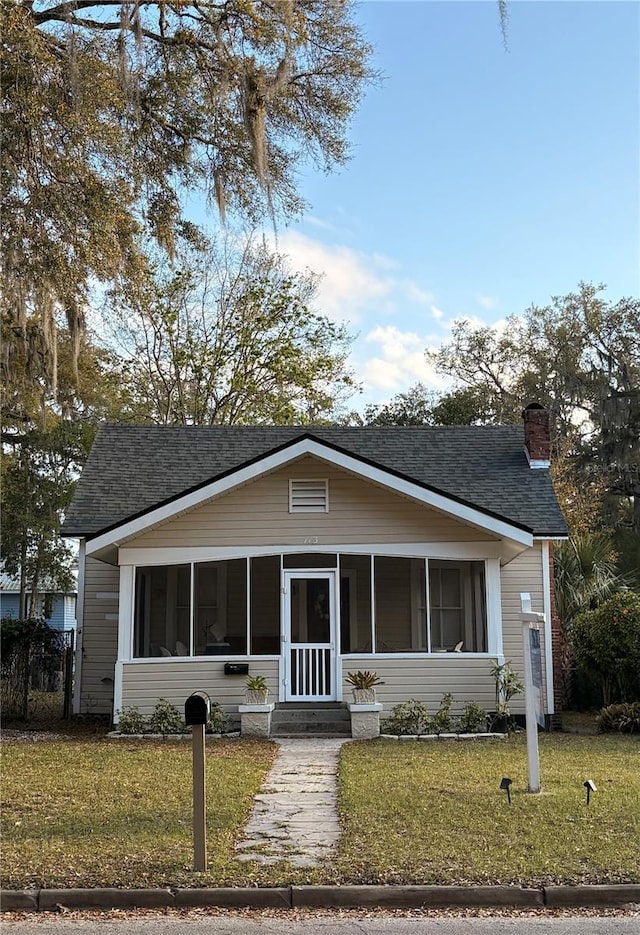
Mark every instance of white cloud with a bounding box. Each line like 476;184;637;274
360;325;447;393
477;294;499;310
430;304;444;321
274;230;437;329
275;230;393;324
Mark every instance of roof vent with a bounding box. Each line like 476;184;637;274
289;479;329;513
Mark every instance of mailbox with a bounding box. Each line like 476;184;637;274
185;691;210;726
224;662;249;676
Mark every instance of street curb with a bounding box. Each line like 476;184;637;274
2;885;639;913
544;885;640;907
291;885;544;908
174;888;291;908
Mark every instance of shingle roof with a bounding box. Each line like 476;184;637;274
61;424;568;539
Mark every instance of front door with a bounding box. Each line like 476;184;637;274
283;571;336;701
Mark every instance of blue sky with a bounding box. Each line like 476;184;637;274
261;0;638;409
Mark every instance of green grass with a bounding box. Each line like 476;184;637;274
2;733;639;889
336;734;640;885
1;737;278;889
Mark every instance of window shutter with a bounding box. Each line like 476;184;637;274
289;479;329;513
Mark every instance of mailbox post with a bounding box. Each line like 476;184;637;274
184;692;210;871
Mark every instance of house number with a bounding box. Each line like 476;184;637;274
303;536;319;544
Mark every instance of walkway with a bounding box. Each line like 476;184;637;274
234;738;349;868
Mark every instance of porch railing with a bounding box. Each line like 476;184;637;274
289;644;332;700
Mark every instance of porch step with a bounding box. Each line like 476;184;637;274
271;702;351;737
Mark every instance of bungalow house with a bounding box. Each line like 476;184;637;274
61;405;567;727
0;564;77;632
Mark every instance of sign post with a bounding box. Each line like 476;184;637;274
520;593;544;794
191;722;207;871
184;692;210;872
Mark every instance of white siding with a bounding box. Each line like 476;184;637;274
128;456;497;549
121;658;279;715
81;558;119;715
500;542;547;714
340;656;495;710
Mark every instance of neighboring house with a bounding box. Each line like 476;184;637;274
61;405;567;723
0;566;77;632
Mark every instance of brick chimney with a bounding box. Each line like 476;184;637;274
522;403;551;467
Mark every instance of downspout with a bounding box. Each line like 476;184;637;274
72;540;86;715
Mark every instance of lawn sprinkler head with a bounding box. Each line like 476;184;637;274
500;777;513;805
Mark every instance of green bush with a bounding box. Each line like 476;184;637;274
148;698;185;734
597;702;640;734
207;701;229;734
116;707;148;734
458;701;488;733
383;699;431;736
572;591;640;705
432;692;454;734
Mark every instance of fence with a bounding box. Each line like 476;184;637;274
0;618;74;721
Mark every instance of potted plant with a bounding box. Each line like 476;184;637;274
245;674;269;705
345;670;384;704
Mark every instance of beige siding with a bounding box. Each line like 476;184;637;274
500;542;547;714
81;558;119;715
121;658;279;716
340;656;496;710
128;456;497;548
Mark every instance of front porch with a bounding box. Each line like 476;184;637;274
114;548;505;720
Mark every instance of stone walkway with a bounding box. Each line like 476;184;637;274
234;738;350;868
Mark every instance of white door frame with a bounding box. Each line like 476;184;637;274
283;570;337;701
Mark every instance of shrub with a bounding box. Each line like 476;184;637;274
383;699;431;736
207;701;229;734
572;591;640;705
458;701;488;733
597;702;640;734
432;692;454;734
489;660;524;718
148;698;185;734
116;707;148;734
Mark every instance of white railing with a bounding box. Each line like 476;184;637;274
289;644;332;700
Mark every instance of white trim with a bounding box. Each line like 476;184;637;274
86;438;532;554
118;565;134;664
541;539;555;714
119;541;507;567
72;541;86;715
486;558;503;658
122;655;281;665
341;652;499;660
113;660;123;724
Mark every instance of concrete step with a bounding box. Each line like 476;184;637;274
271;702;352;737
271;709;350;724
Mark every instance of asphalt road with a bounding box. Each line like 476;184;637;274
2;915;639;935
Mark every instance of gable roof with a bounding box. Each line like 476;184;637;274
62;424;568;541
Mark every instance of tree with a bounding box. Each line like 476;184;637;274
364;384;486;427
106;237;357;425
429;284;640;537
2;1;373;403
572;591;640;705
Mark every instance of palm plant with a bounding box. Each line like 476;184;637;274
553;533;634;705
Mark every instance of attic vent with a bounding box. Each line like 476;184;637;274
289;479;329;513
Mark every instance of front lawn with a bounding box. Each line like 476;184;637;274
336;733;640;885
2;732;638;889
1;737;277;889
